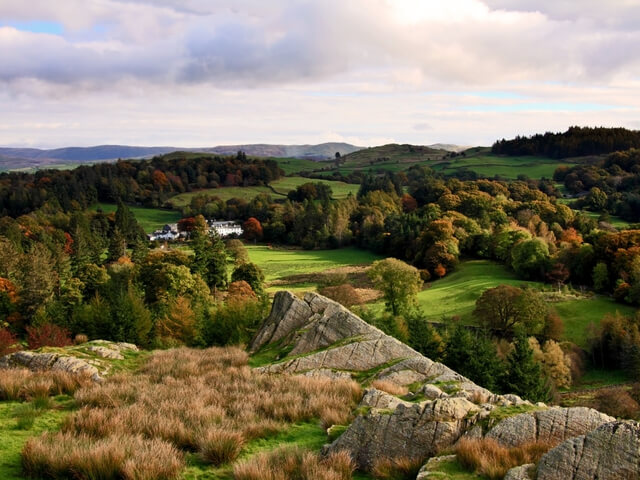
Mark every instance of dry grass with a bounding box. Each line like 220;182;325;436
25;346;362;477
0;368;92;401
456;437;555;480
371;380;409;397
22;433;183;480
371;456;425;480
233;447;355;480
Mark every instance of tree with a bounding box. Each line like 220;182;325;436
501;332;551;402
191;230;227;290
511;238;549;280
231;262;265;295
243;217;263;242
473;285;547;336
368;258;423;315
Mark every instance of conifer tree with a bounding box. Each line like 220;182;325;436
501;331;552;402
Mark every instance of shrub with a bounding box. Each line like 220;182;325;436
26;323;72;349
74;334;89;345
372;456;424;480
595;389;640;419
0;327;20;356
318;284;363;308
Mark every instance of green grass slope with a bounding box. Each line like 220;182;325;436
92;203;181;233
168;176;359;207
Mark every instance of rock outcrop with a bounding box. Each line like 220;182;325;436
251;290;637;478
536;421;640;479
486;406;614;447
0;340;138;382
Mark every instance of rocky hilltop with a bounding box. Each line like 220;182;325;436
251;291;640;479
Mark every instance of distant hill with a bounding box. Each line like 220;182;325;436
0;143;363;171
428;143;470;153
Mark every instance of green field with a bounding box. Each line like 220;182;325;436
272;157;324;175
247;245;381;284
361;259;635;348
580;210;632;229
91;203;181;233
434;154;570;180
168;176;359;207
309;145;573;180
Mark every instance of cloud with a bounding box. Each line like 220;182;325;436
1;0;640;91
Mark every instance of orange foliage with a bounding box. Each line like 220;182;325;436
0;277;18;303
433;264;446;278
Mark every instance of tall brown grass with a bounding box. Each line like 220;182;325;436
371;456;425;480
25;346;363;477
233;447;355;480
370;380;409;397
22;433;183;480
456;437;555;480
0;368;92;401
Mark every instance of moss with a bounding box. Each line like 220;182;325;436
248;339;295;368
433;380;461;394
327;424;348;442
352;358;407;384
478;404;547;432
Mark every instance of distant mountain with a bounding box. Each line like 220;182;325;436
0;142;363;171
428;143;471;153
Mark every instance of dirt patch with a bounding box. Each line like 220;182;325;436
355;288;383;303
267;266;373;289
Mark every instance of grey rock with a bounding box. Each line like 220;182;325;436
1;350;100;380
87;346;123;360
537;421;640;480
249;291;312;353
486;407;614;447
325;397;480;470
504;464;535;480
359;388;413;410
416;455;457;479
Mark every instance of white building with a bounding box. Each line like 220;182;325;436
209;220;243;237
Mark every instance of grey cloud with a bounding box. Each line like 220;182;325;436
1;0;640;91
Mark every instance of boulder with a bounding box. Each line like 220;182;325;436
536;421;640;480
0;350;101;380
416;454;457;479
504;464;535;480
325;397;481;470
486;407;614;447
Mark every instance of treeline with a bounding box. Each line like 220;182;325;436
0;202;268;356
555;148;640;221
492;126;640;158
0;152;283;216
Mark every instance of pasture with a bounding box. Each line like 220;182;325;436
433;154;570;179
168;176;359;207
247;245;381;286
91;203;181;233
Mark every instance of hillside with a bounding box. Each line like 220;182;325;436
0;142;363;171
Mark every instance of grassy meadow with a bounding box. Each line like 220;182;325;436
92;203;181;233
247;245;381;293
433;154;570;180
168;176;359;208
2;347;366;480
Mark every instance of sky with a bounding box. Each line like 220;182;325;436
1;0;640;149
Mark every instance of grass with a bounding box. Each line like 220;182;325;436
246;245;381;284
420;456;486;479
91;202;181;233
580;210;631;229
0;398;72;480
168;176;359;207
434;154;570;180
26;347;363;480
271;158;322;175
554;297;635;348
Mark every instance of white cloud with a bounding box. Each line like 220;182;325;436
0;1;639;147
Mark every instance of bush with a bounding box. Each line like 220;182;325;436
595;389;640;419
0;327;20;356
26;323;72;349
318;284;363;307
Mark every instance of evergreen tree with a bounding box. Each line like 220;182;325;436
191;230;227;290
406;314;444;362
231;262;265;295
501;331;552;402
108;228;126;261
